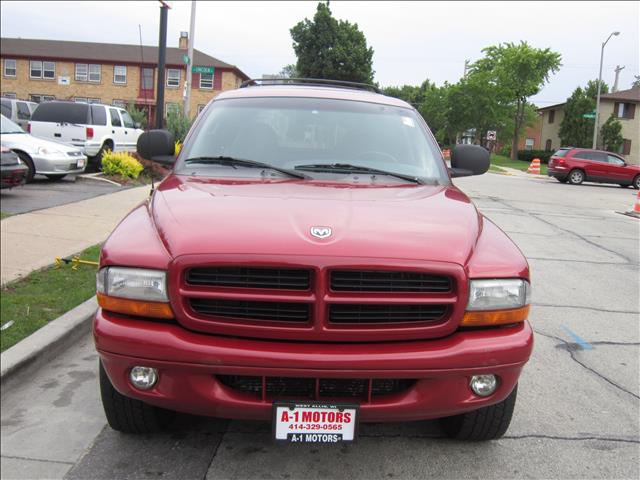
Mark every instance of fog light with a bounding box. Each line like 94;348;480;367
129;366;158;390
470;374;497;397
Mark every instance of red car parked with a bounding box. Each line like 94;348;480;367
95;79;533;443
548;148;640;189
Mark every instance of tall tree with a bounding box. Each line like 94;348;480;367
600;115;624;152
472;42;561;159
290;2;375;83
559;80;609;148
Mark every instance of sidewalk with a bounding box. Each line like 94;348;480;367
1;186;150;285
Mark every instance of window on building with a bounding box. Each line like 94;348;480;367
199;72;213;89
114;65;127;84
524;138;535;151
621;139;632;155
4;59;16;77
74;97;88;103
548;110;555;124
615;102;636;120
43;62;55;79
545;139;552;151
75;64;88;82
30;61;43;78
109;108;122;127
166;102;181;117
112;99;127;108
167;68;181;87
2;92;17;99
141;68;154;90
88;98;101;104
30;94;55;103
88;64;101;83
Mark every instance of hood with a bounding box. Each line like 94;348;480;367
0;133;83;154
152;175;482;266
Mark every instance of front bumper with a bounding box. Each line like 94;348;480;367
32;154;87;175
95;310;533;422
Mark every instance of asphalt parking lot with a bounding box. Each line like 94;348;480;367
1;172;638;479
0;175;121;215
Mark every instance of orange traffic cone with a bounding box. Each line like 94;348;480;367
527;158;541;174
631;190;640;217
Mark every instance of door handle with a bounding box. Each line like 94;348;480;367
112;130;115;134
124;131;128;134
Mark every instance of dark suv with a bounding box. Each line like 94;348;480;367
548;148;640;189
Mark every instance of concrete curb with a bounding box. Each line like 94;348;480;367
0;296;97;382
76;173;123;187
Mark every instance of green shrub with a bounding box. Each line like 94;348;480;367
166;108;192;143
517;149;553;164
126;103;148;129
498;144;511;157
101;151;144;179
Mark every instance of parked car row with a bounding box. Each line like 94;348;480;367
0;100;144;183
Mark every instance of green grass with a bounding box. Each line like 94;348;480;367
0;244;101;352
491;154;548;175
489;165;508;174
0;211;12;220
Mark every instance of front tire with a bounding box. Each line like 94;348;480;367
88;142;112;172
633;175;640;190
441;384;518;441
16;152;36;183
99;361;174;434
568;169;585;185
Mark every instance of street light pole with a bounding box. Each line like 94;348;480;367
592;31;620;149
183;1;196;118
155;1;170;129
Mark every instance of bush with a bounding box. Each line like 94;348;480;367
175;141;182;156
517;149;554;164
126;103;147;129
498;144;511;157
101;151;144;179
166;108;192;143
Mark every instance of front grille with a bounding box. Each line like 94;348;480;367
331;270;452;292
217;375;415;400
187;267;310;290
189;299;310;322
329;304;447;324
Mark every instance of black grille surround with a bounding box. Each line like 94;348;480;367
329;304;448;324
189;299;310;322
217;375;415;400
186;267;311;290
331;270;452;293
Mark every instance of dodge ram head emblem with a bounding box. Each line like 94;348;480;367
310;226;332;239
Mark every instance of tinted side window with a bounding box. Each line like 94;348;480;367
109;108;122;127
607;154;625;165
553;149;569;158
1;99;11;118
591;152;607;162
31;102;89;124
16;102;31;120
91;105;107;126
573;151;593;160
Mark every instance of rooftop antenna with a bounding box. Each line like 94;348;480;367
139;25;155;196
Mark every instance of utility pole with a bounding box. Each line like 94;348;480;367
183;1;196;118
463;59;470;78
612;65;625;92
593;31;620;150
155;1;170;129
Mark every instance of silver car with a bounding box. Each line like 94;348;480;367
0;115;87;181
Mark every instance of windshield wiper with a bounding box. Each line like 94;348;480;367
294;163;423;184
184;156;308;180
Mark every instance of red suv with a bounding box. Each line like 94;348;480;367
94;79;533;443
548;148;640;189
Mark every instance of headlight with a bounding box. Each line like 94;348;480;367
97;267;173;319
97;267;168;302
461;279;531;328
467;279;530;311
37;146;63;156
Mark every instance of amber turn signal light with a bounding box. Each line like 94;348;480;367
460;305;529;327
97;293;174;319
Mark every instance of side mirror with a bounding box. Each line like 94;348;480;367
137;129;176;166
449;144;490;178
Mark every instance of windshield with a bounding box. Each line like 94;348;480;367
1;115;26;134
178;97;447;182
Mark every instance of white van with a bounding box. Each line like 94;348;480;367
1;98;38;131
28;101;144;170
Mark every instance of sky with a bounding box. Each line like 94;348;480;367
1;1;638;107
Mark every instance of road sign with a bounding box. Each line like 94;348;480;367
192;66;214;74
486;130;497;141
582;113;596;119
183;54;190;65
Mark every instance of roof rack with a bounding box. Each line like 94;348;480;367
239;77;381;94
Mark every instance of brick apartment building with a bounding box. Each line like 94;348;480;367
0;35;250;124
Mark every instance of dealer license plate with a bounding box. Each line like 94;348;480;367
273;402;359;443
77;158;86;169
